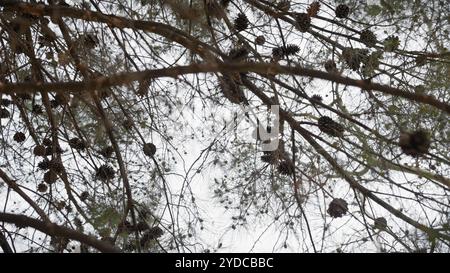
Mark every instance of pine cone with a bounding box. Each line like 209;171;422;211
43;138;53;146
234;13;249;32
117;220;133;233
415;55;427;66
95;164;116;181
311;95;323;104
272;47;284;60
296;13;311;32
37;183;48;193
399;130;430;157
33;145;47;157
44;170;58;184
327;198;348;218
335;4;350;18
284;44;300;56
307;1;320;17
360;29;377;47
374;217;387;230
68;137;86;151
272;44;299;59
37;160;50;170
83;33;99;49
0;108;10;119
342;48;368;71
318;116;344;137
13;132;26;143
49;159;64;173
137;78;151;97
383;35;400;52
255;35;266;45
80;191;89;201
143;143;157;157
54;93;69;105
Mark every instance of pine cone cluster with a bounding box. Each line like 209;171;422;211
342;48;369;71
272;44;300;59
361;51;382;77
68;137;86;151
296;13;311;32
360;29;377;47
95;164;116;181
335;4;350;18
43;143;63;156
49;159;64;174
318;116;344;137
234;13;249;32
399;130;430;157
38;160;50;170
118;220;150;234
327;198;348;218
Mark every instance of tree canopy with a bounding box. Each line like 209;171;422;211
0;0;449;253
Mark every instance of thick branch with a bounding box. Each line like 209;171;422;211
0;213;121;253
1;62;449;114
